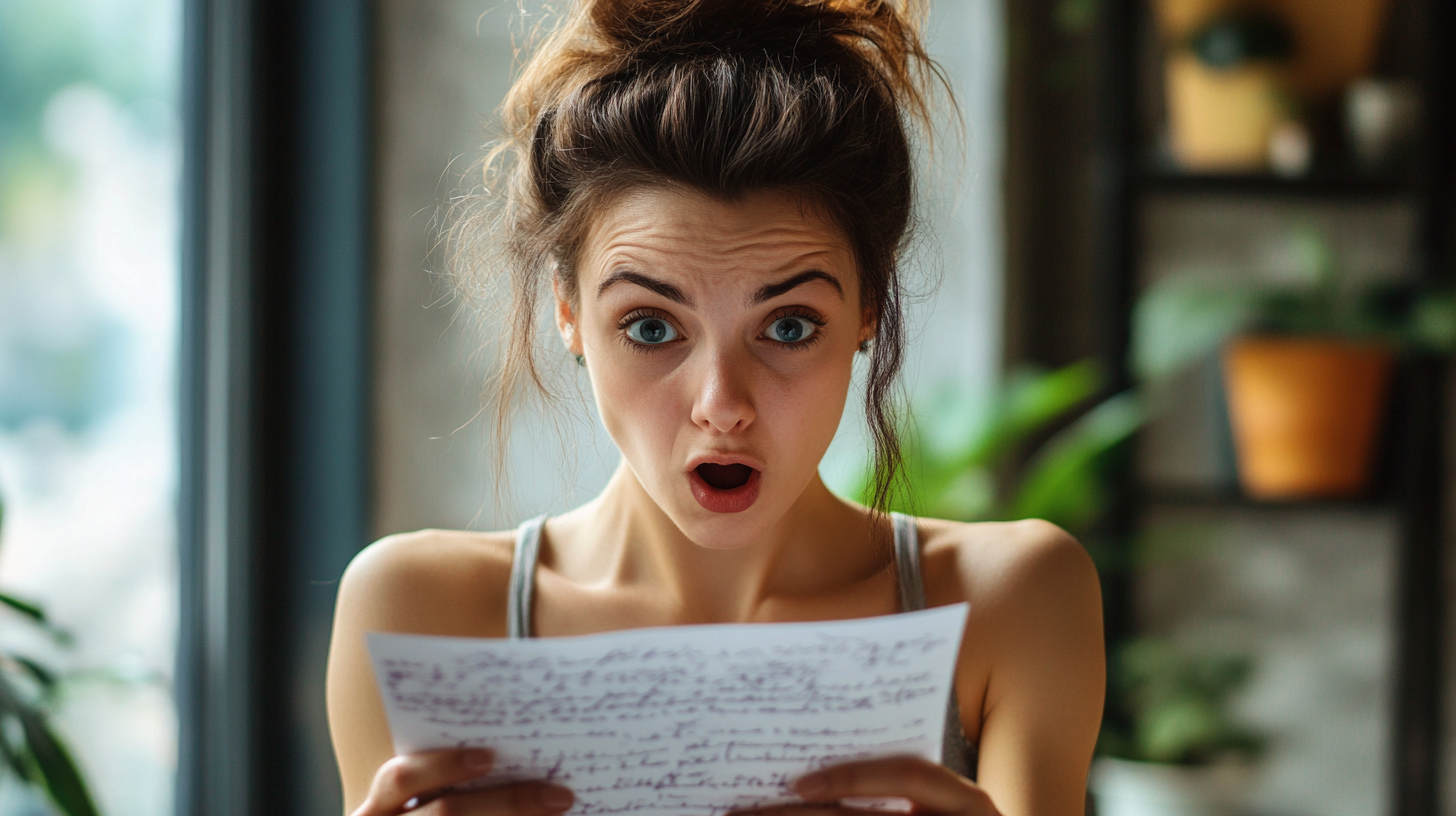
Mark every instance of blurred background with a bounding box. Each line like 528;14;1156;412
0;1;1451;815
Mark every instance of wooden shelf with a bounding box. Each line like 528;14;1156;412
1136;169;1412;199
1139;486;1397;513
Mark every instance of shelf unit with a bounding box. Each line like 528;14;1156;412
1096;1;1454;814
1137;170;1412;199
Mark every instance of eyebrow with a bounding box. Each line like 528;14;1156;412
751;270;844;304
596;270;694;306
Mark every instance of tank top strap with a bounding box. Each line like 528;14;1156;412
891;511;927;612
507;515;547;639
891;511;978;780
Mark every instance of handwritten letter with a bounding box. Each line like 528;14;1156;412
368;604;968;815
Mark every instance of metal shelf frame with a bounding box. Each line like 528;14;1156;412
1094;2;1454;814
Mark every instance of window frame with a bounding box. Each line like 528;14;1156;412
177;0;373;813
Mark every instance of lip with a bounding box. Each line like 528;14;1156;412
685;453;765;514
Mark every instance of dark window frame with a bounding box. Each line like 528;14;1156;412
177;0;372;813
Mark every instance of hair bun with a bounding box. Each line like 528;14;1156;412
589;0;830;55
586;0;926;74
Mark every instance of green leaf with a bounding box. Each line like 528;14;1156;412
0;592;72;644
850;359;1114;523
1187;10;1295;68
1132;277;1257;380
1011;392;1144;531
1109;638;1264;764
11;656;58;692
15;704;100;816
953;360;1102;470
1411;293;1456;352
0;671;101;816
0;714;39;785
0;592;46;624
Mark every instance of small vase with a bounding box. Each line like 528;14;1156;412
1090;758;1251;816
1222;336;1394;499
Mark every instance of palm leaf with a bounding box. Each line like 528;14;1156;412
0;718;38;785
0;673;101;816
15;709;100;816
0;593;73;645
0;593;46;625
955;360;1102;469
11;656;58;694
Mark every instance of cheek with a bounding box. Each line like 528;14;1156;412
587;353;688;459
759;353;855;457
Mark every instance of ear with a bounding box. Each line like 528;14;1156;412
859;305;879;348
553;277;584;356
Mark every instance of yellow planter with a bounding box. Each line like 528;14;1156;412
1166;54;1288;171
1223;336;1394;500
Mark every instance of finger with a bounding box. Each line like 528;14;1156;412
794;757;995;815
358;749;494;815
418;782;575;816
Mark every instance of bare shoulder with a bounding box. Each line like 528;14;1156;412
328;530;518;808
336;527;518;637
916;517;1101;620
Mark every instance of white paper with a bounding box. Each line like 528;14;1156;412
367;603;968;816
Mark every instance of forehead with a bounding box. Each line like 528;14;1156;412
579;187;856;286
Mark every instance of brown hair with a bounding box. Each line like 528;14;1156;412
459;0;946;513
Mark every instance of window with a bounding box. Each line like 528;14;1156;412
0;0;181;813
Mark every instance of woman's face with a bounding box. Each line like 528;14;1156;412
558;187;871;550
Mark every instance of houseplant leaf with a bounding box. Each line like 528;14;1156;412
1011;392;1144;531
0;592;72;645
1132;277;1257;381
0;673;100;816
0;592;46;625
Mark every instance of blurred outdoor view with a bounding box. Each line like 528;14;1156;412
0;0;180;813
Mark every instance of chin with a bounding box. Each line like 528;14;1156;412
672;507;778;550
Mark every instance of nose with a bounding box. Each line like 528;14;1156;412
690;348;756;434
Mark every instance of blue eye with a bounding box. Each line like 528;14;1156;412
625;316;678;345
765;317;817;344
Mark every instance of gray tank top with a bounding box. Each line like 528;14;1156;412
506;512;978;780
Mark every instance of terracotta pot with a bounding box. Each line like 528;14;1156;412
1222;336;1394;499
1166;54;1289;171
1152;0;1390;101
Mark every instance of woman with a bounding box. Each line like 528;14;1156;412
327;2;1104;815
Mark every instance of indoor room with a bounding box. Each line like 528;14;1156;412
0;0;1451;815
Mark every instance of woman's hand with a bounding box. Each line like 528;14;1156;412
351;749;575;816
734;757;1000;816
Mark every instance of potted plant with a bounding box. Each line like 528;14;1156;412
1133;228;1456;499
0;496;101;816
1154;0;1390;101
1092;638;1264;816
1163;10;1297;171
849;359;1143;536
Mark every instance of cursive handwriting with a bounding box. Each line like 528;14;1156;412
369;605;967;816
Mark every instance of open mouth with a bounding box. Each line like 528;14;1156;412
687;462;762;513
695;463;755;490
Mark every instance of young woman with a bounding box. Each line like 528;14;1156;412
327;2;1104;815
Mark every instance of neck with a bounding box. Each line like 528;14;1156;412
549;462;889;624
